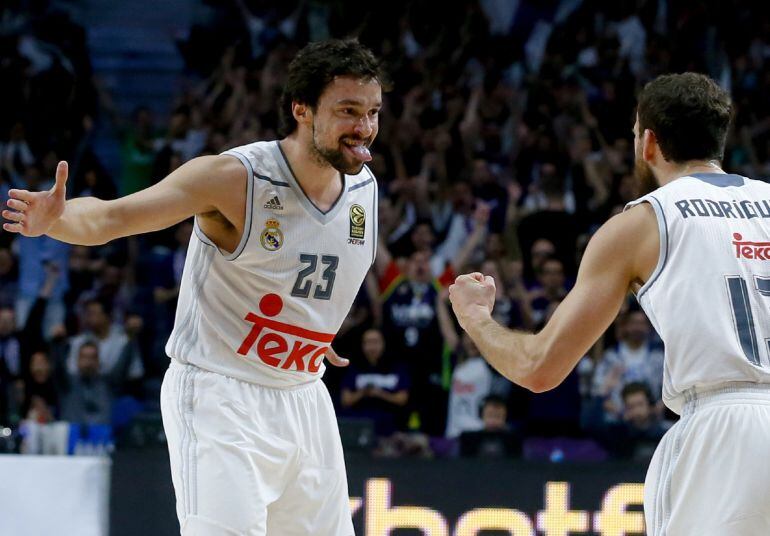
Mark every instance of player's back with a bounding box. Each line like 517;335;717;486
628;173;770;413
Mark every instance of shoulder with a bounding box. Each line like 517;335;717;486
592;204;657;253
581;205;659;287
177;154;247;181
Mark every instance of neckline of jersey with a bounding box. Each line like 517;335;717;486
273;141;348;225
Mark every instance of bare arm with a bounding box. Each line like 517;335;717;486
449;204;658;392
341;387;368;408
436;290;460;351
374;235;394;280
449;202;490;272
370;388;409;406
3;156;246;246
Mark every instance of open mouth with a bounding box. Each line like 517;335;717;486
341;139;372;162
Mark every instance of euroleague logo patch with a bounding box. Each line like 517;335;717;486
348;204;366;246
260;218;284;251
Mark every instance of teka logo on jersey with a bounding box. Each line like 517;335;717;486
733;233;770;260
236;294;332;373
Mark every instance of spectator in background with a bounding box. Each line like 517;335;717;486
517;166;580;278
340;328;410;436
0;307;21;380
21;349;59;422
376;247;448;435
0;249;17;308
1;122;35;181
58;338;135;426
527;256;568;326
71;158;117;200
443;332;493;439
459;395;520;458
591;308;664;421
66;299;144;382
63;246;101;319
119;107;158;196
15;236;70;340
598;382;669;460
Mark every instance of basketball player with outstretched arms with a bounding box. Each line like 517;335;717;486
449;73;770;535
4;39;384;535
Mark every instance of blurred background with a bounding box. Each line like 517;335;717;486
1;0;768;534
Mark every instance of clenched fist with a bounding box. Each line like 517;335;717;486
448;272;496;331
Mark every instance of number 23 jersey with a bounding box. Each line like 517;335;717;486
166;141;378;388
627;173;770;414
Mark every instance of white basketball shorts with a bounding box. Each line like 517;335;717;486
645;382;770;535
160;359;354;535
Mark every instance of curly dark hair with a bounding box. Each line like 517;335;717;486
636;72;733;163
278;39;387;136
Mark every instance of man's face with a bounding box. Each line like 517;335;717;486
85;303;108;332
307;76;381;175
407;251;432;283
411;223;434;251
0;249;12;275
623;311;650;346
539;259;565;292
624;391;652;428
30;352;51;383
482;403;507;431
531;239;556;271
361;329;385;364
0;309;15;336
633;116;659;195
77;346;100;378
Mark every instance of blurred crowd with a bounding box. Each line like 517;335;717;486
1;0;770;461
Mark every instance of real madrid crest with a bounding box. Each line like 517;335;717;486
260;218;284;251
349;204;366;244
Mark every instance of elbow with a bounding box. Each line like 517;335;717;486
520;372;558;393
516;338;560;393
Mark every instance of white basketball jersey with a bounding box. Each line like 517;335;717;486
627;173;770;413
166;141;378;387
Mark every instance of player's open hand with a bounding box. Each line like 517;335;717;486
3;160;68;236
324;346;349;367
448;272;496;331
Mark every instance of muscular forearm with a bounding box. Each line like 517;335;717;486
464;314;548;392
48;197;119;245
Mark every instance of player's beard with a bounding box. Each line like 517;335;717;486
310;123;366;175
633;154;659;196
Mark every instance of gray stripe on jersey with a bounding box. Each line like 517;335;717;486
172;242;215;359
688;173;745;188
254;172;290;188
176;365;190;516
218;150;257;261
170;238;206;358
179;246;215;360
638;195;669;300
177;365;199;517
363;166;378;266
349;177;374;191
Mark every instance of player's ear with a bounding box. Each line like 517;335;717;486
292;102;312;127
642;128;657;162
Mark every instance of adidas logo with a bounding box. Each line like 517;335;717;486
263;196;283;210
